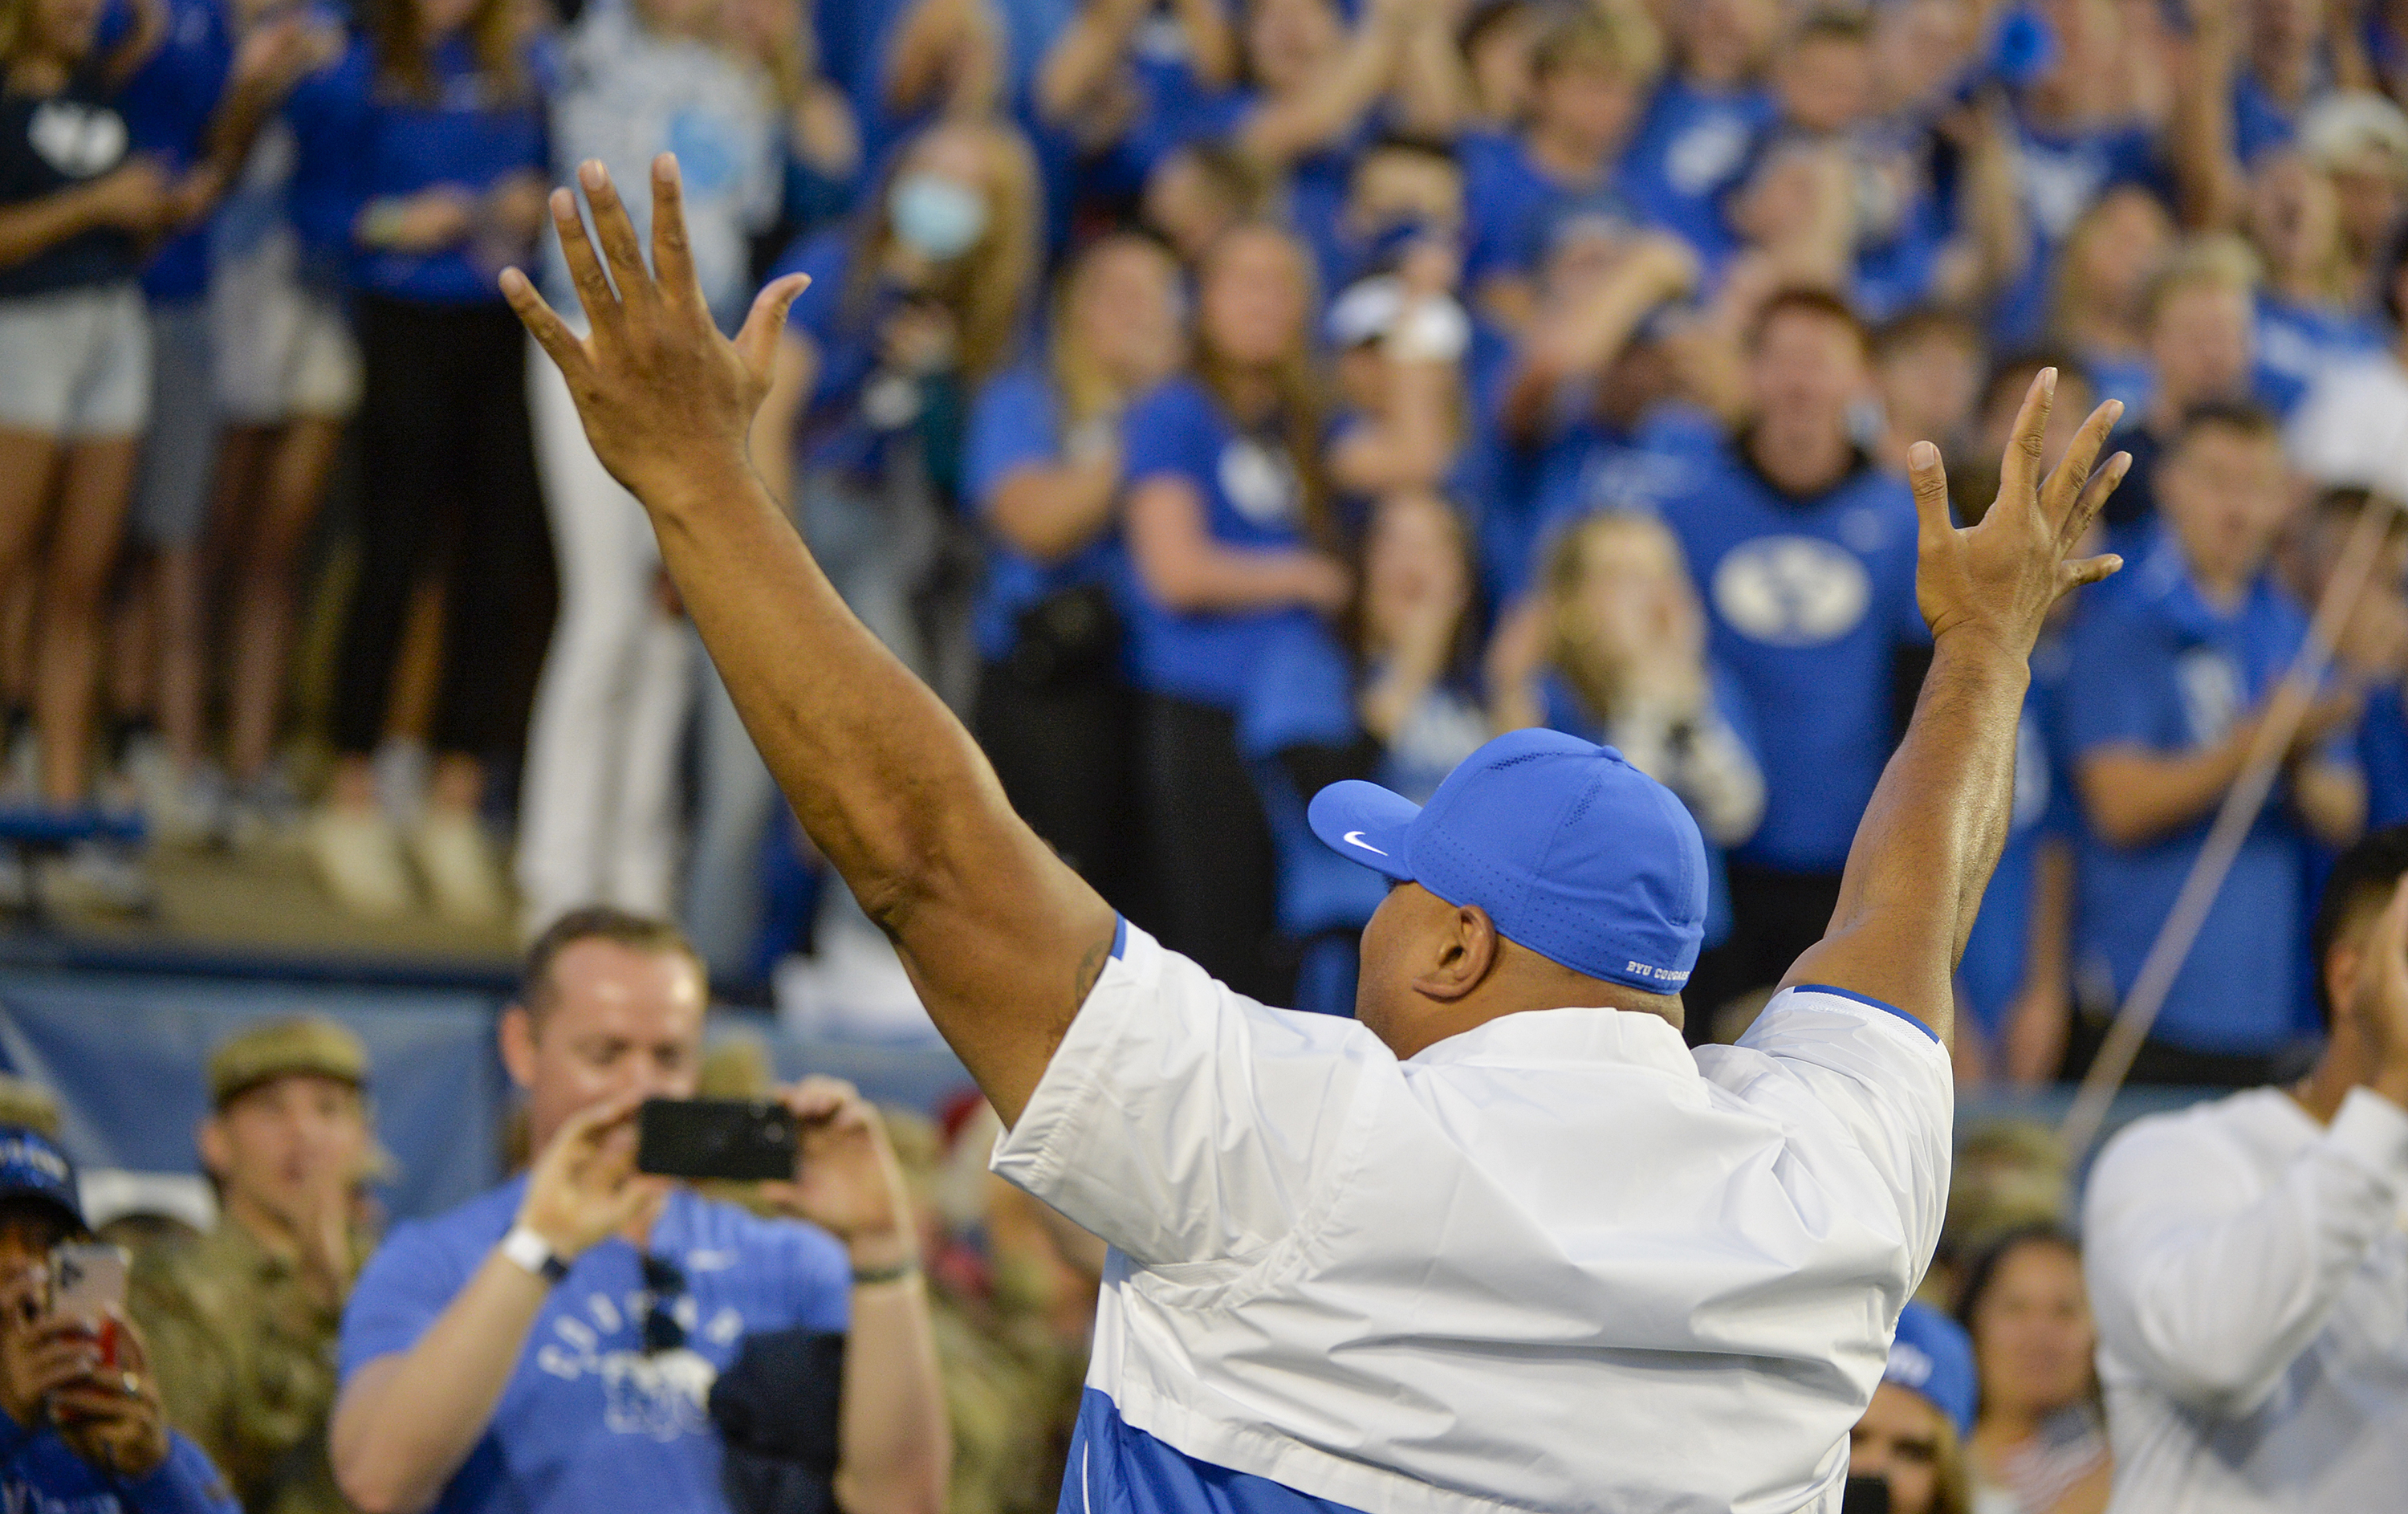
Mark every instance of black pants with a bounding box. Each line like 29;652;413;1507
1684;863;1845;1043
972;657;1145;918
335;296;550;758
1140;694;1283;1003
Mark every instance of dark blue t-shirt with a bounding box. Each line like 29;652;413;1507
2254;290;2385;417
2361;683;2408;833
1991;111;2165;348
1118;375;1324;709
340;1177;851;1514
966;360;1131;663
286;34;547;304
0;71;141;299
1460;130;1629;289
1540;413;1924;874
116;0;230;301
1617;76;1773;275
2060;528;2338;1054
0;1409;237;1514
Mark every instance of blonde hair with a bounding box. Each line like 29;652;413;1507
2143;234;2263;326
848;117;1043;386
1533;0;1664;85
1051;233;1179;429
1194;221;1336;549
1536;511;1690;718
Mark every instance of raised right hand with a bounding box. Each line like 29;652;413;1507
511;1093;669;1264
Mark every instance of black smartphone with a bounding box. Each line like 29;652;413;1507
636;1098;799;1182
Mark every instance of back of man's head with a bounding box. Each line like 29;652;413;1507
2312;825;2408;1028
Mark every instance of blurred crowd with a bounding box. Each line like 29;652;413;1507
14;0;2408;1084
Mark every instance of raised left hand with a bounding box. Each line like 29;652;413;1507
502;157;811;507
757;1078;916;1269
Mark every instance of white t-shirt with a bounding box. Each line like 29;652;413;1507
2284;352;2408;499
992;922;1954;1514
2083;1085;2408;1514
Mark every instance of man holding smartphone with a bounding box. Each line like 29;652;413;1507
0;1122;238;1514
328;907;947;1514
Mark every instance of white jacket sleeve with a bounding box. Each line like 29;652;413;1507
2083;1088;2408;1414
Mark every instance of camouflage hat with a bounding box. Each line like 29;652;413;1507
209;1018;369;1109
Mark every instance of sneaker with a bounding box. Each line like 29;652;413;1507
35;839;155;917
373;739;429;832
226;763;305;854
307;805;416;919
120;738;226;849
410;809;508;927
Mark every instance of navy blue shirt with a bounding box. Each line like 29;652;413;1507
0;1406;238;1514
2361;683;2408;833
116;0;231;302
0;70;140;298
1549;413;1926;874
965;360;1132;663
1118;376;1326;709
285;33;547;304
2060;528;2339;1054
340;1177;851;1514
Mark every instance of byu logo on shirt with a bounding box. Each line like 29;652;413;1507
1218;437;1300;527
2175;649;2244;747
1666;116;1752;196
530;1287;743;1442
26;101;126;180
1710;536;1871;647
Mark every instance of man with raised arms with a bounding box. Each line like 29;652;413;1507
498;154;2129;1514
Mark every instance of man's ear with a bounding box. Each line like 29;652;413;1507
1413;906;1500;1003
195;1115;229;1183
499;1004;539;1092
2326;938;2367;1043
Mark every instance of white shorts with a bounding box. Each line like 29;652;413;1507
210;227;362;423
0;283;150;438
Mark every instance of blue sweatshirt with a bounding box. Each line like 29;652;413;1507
0;1406;238;1514
116;0;232;303
283;31;547;304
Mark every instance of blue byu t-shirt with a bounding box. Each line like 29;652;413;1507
1575;415;1925;874
966;360;1131;664
340;1177;851;1514
1617;76;1773;275
1118;376;1324;709
2060;527;2340;1054
0;1410;236;1514
116;0;230;302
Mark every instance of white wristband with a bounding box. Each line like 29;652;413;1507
500;1223;569;1284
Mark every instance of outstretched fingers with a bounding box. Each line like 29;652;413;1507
550;186;620;339
499;267;592;385
648;154;706;312
2061;448;2132;554
576;161;657;315
1998;367;2056;516
1906;439;1952;540
2040;397;2125;539
734;271;811;385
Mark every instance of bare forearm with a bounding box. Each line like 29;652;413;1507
2080;738;2251;845
0;189;108;270
832;1280;950;1514
1782;636;2032;1036
330;1256;548;1514
1138;543;1332;611
988;457;1121;562
1038;0;1141;121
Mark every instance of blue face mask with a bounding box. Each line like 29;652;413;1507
888;173;988;261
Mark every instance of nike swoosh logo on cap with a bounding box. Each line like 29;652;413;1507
1343;831;1388;856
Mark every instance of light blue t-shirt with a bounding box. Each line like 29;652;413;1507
340;1177;851;1514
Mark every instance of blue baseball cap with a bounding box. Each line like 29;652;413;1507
0;1125;84;1235
1885;1301;1978;1439
1308;728;1707;993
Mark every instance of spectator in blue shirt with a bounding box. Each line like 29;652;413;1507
0;0;187;904
2062;401;2365;1085
967;230;1185;914
1462;6;1661;329
1239;489;1488;1015
1616;0;1776;275
1121;220;1352;1000
1624;288;1927;1019
298;0;553;928
2245;147;2388;408
329;908;948;1514
2040;185;2173;415
1491;510;1765;1004
0;1124;239;1514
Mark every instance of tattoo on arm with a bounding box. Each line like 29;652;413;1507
1050;930;1114;1056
